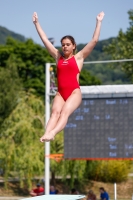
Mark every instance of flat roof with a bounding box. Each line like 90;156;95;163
80;85;133;98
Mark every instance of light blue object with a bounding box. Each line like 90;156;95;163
21;195;85;200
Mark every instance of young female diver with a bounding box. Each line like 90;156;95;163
32;11;105;142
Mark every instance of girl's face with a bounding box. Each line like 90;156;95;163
61;38;75;56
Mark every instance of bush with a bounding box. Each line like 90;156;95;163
85;160;131;183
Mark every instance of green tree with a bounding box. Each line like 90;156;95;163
0;37;54;97
0;91;44;189
61;160;86;189
0;56;21;126
0;37;105;98
104;9;133;82
50;132;64;185
0;26;26;44
84;160;131;183
84;63;130;85
80;69;101;85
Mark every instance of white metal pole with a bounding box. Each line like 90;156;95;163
45;63;50;195
83;58;133;64
114;183;117;200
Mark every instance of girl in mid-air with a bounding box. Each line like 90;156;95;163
32;11;105;142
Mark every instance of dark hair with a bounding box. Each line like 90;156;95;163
99;187;105;191
71;188;77;194
36;183;41;187
60;35;77;54
55;189;59;194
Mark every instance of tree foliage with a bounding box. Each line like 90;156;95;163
84;63;130;85
0;37;54;97
104;9;133;82
61;160;86;188
76;37;131;85
0;91;44;189
80;69;101;86
0;56;22;126
0;25;131;87
0;26;26;44
0;25;132;191
85;160;131;183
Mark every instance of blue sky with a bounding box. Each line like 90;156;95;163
0;0;133;46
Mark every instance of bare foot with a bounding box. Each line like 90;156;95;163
40;131;55;142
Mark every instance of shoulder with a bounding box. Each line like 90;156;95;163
103;192;109;198
105;192;109;197
40;187;44;191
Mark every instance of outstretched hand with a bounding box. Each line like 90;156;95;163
96;11;105;22
32;12;38;24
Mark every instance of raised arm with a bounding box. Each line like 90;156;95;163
32;12;60;60
77;11;105;61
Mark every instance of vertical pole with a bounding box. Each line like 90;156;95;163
114;183;117;200
45;63;50;195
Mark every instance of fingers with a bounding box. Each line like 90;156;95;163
101;11;105;17
33;12;38;18
32;12;38;23
98;11;104;17
101;11;105;14
96;11;105;21
100;11;105;17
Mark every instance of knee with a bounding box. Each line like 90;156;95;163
51;109;61;118
60;110;69;118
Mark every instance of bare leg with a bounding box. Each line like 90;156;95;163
44;92;65;134
40;89;82;141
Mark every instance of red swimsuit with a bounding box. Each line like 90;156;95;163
57;56;80;101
